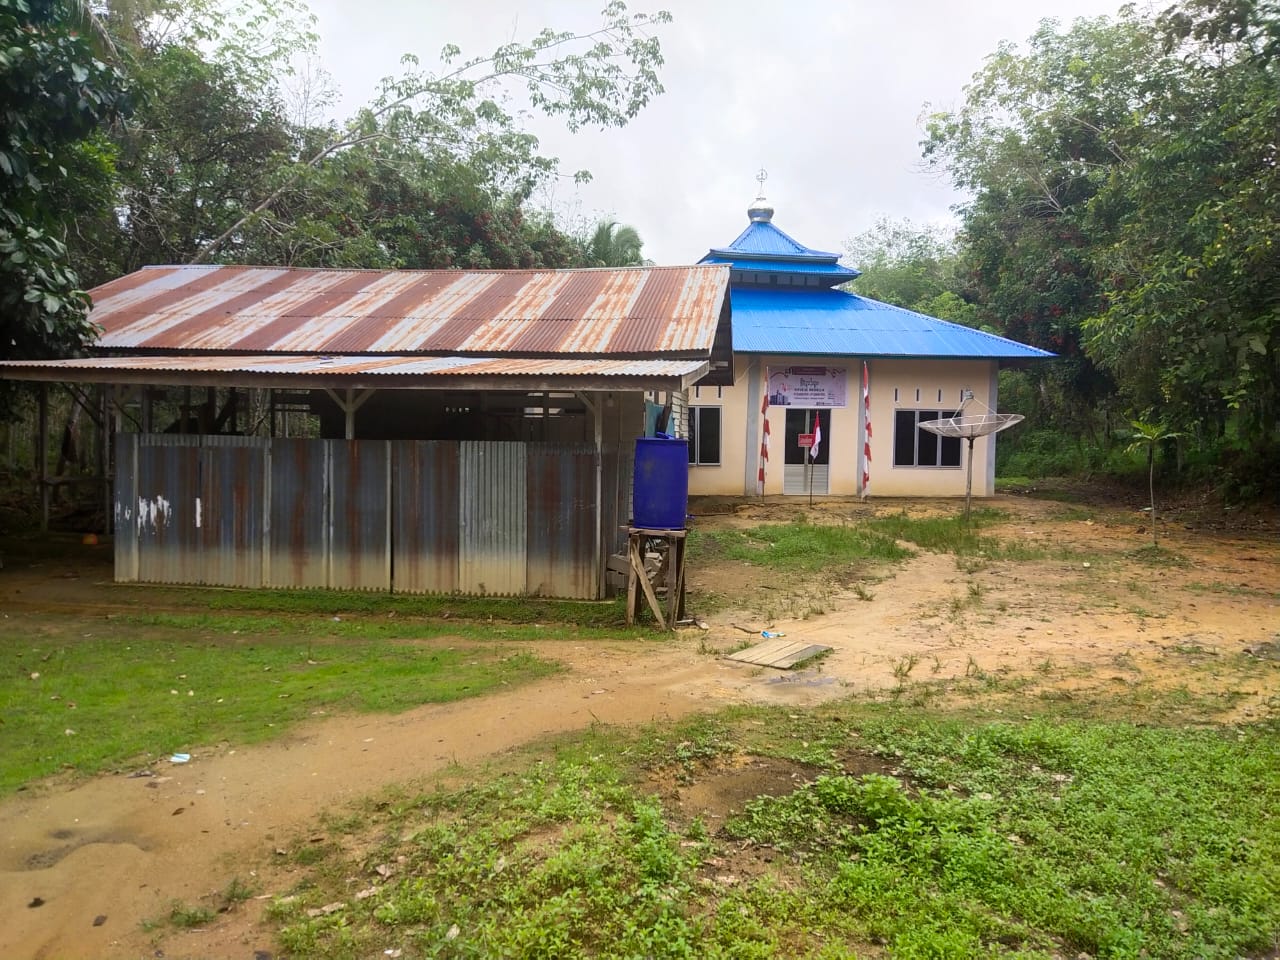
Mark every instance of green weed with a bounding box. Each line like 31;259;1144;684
165;902;215;929
262;698;1280;959
689;522;912;573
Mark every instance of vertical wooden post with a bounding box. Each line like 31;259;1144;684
38;383;49;531
99;385;111;534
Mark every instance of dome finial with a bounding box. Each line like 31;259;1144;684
748;167;773;223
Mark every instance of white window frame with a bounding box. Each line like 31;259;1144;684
892;409;963;469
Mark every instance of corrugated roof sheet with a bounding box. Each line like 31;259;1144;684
87;264;729;357
0;354;708;380
700;256;860;277
699;218;860;285
729;287;1056;360
707;220;842;260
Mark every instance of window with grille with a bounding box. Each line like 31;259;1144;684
893;410;962;468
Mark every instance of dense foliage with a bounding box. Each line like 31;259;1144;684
19;0;666;292
843;1;1280;493
0;0;129;371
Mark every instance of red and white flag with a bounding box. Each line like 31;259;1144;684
862;361;872;496
757;387;770;495
810;411;822;460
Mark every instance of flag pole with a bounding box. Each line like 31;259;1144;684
861;362;872;502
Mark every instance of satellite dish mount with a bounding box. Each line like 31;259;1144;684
918;396;1024;523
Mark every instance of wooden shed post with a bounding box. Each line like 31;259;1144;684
576;391;605;599
38;383;49;531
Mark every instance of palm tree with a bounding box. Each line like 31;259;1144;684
1125;416;1181;548
587;220;648;267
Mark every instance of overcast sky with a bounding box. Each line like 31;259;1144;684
302;0;1134;266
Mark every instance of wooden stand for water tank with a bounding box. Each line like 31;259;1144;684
625;527;687;629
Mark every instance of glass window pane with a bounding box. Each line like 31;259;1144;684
701;408;721;465
894;410;917;466
917;411;940;466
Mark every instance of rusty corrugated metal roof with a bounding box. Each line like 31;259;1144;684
0;354;710;390
87;264;729;357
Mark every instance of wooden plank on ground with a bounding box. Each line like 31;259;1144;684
723;638;833;670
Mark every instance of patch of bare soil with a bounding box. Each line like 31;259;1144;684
2;492;1278;959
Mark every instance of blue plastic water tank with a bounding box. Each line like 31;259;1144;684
632;437;689;529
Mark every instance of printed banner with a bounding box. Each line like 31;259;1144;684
765;365;849;408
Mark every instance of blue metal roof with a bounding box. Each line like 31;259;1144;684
729;287;1056;360
699;214;859;284
699;255;860;278
708;219;843;260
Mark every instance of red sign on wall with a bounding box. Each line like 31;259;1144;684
797;433;815;448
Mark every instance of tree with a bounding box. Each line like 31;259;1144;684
0;0;130;389
1125;416;1181;547
64;2;669;276
924;2;1280;481
192;2;671;265
79;42;293;281
842;218;976;326
586;220;647;266
922;13;1164;441
1084;0;1280;461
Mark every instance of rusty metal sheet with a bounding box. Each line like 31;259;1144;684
180;270;373;351
391;440;459;594
113;433;139;582
106;268;290;347
199;439;267;587
328;440;391;591
267;438;329;588
115;433;620;600
135;435;201;585
364;274;494;351
459;442;526;596
525;442;597;599
0;354;708;386
319;273;461;352
266;273;434;352
84;264;729;357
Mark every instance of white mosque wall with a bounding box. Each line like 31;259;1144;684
687;355;1001;498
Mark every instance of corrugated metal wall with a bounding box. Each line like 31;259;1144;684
137;435;201;584
200;437;266;587
392;441;459;594
115;435;624;598
329;440;391;591
526;442;596;598
267;439;328;588
459;442;527;596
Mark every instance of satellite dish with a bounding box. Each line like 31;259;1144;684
919;400;1024;523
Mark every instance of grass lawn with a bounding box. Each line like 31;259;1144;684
264;697;1280;959
0;609;580;795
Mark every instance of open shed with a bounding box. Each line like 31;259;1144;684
0;263;732;599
